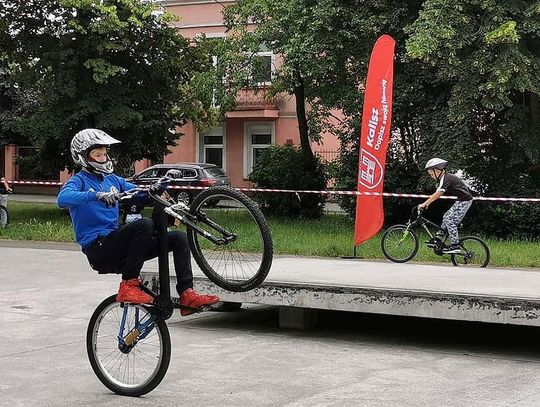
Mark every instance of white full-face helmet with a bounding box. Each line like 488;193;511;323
70;129;120;174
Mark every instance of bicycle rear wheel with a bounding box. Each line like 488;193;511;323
187;186;273;292
0;205;8;228
451;236;490;268
86;295;171;397
381;224;419;263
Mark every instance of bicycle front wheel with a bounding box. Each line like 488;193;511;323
187;186;273;292
86;295;171;397
0;205;8;228
451;236;490;268
381;224;419;263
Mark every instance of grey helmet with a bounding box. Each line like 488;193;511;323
425;158;448;171
71;128;121;174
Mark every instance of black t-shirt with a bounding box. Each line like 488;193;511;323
436;173;473;201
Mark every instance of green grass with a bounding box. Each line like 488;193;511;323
1;202;539;268
0;202;75;242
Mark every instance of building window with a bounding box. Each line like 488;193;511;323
244;122;274;178
249;51;274;86
199;125;225;170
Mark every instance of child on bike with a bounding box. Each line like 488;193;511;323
418;158;473;254
57;128;220;314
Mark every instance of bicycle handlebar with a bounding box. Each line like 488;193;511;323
119;176;173;207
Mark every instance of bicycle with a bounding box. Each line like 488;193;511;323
381;206;490;268
86;175;273;396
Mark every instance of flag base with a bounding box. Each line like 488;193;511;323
341;245;364;260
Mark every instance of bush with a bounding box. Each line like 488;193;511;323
250;145;327;218
467;201;540;239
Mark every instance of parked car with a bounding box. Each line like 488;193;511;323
126;163;231;205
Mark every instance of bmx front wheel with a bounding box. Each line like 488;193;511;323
86;295;171;397
187;186;273;292
451;236;490;268
381;224;419;263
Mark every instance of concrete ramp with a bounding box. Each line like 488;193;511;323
141;257;540;328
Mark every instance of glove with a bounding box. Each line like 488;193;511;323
149;180;169;195
96;191;119;208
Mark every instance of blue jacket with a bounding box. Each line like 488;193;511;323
57;171;137;251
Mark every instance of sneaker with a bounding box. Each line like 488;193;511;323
179;288;220;316
116;278;154;304
442;244;461;254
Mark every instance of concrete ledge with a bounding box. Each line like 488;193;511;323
140;273;540;328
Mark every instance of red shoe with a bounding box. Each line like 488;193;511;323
116;279;154;304
179;288;220;316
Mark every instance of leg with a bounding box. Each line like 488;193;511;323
85;218;155;304
451;201;472;243
442;201;472;245
86;217;154;280
144;230;219;315
168;231;194;295
144;230;193;295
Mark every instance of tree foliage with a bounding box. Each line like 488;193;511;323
224;0;392;159
406;0;540;197
0;0;216;170
226;0;539;236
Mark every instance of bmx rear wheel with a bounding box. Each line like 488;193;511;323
187;186;273;292
86;295;171;397
451;236;490;268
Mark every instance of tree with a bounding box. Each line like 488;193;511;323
0;0;216;171
406;0;540;196
223;0;388;161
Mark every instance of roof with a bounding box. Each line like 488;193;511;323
148;163;217;169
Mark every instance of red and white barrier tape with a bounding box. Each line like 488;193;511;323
10;180;540;203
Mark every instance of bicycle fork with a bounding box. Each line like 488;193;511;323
397;224;415;244
117;305;157;353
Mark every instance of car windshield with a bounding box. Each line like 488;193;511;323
204;167;226;178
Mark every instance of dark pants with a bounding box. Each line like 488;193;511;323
85;217;193;295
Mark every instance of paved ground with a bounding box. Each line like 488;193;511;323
3;244;540;406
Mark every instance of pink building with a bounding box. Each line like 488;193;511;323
162;0;340;187
1;1;340;192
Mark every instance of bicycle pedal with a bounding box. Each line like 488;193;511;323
200;304;220;313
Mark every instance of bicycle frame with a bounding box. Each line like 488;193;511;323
164;203;237;246
408;215;446;241
115;187;227;347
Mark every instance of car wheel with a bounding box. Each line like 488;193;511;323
176;191;191;205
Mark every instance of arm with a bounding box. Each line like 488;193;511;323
118;175;137;192
419;190;443;209
57;176;97;208
1;177;12;193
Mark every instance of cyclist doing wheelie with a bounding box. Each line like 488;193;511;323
418;158;473;254
57;128;219;314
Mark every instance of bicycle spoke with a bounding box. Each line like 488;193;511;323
91;302;163;391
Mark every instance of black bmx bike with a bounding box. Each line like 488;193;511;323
381;206;490;267
86;176;273;396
